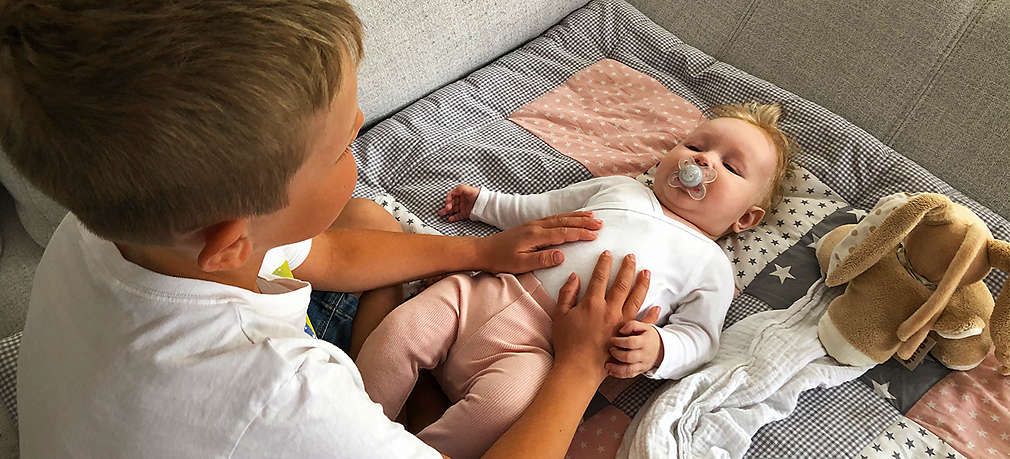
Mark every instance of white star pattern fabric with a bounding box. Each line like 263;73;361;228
857;417;964;459
370;194;443;236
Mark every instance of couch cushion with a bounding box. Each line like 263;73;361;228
352;0;588;126
0;153;65;248
887;0;1010;219
626;0;1010;219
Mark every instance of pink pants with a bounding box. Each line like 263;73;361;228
356;272;556;459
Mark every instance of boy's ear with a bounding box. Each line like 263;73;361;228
196;219;253;273
731;205;765;233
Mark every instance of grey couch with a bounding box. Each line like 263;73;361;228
0;0;1006;454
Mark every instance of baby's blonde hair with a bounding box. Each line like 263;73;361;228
0;0;363;244
707;102;798;211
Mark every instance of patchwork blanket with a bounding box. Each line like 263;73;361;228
0;1;1007;458
349;1;1010;458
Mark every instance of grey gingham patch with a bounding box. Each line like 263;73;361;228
0;332;20;425
612;376;666;419
724;294;772;330
745;379;901;458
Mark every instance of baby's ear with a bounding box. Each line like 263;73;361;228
731;205;765;233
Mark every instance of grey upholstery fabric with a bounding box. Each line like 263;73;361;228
887;0;1010;218
352;0;588;127
0;153;63;249
0;192;40;338
626;0;1010;218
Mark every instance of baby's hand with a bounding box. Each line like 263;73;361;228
437;184;480;222
606;306;663;379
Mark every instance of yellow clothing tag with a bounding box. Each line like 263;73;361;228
269;260;316;338
272;260;294;279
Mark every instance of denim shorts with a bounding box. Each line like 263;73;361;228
307;290;359;354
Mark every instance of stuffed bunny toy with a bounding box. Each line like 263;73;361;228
814;192;1010;375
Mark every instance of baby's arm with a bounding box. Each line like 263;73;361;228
439;177;623;230
609;258;735;380
648;269;735;379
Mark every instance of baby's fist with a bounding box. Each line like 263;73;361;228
606;319;663;379
437;184;480;222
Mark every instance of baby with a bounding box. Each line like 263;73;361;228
356;102;797;458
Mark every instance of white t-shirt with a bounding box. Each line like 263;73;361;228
471;175;735;379
17;214;440;458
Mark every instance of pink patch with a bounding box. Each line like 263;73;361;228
508;58;705;178
567;405;630;459
907;352;1010;457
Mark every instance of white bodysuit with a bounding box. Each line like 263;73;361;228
471;175;734;379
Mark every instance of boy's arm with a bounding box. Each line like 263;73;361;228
293;212;601;292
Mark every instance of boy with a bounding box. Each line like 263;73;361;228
357;102;798;458
0;1;648;457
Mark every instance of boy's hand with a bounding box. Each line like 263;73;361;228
437;184;480;222
552;252;651;382
606;307;664;379
479;211;602;274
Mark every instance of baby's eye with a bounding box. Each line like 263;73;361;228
725;163;739;175
686;144;700;152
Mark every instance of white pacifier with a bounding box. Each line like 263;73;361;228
668;158;717;200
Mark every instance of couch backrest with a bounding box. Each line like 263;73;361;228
628;0;1010;219
2;0;1007;249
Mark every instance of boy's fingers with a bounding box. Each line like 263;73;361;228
553;272;580;319
622;270;651;321
533;227;597;249
640;306;661;325
586;251;614;300
605;254;637;304
540;214;603;231
518;249;564;273
537;211;594;224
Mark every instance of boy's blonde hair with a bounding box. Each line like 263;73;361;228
0;0;363;244
707;102;798;211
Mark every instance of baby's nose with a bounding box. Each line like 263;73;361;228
692;154;710;167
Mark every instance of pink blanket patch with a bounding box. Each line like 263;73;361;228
566;405;630;459
906;352;1010;457
508;58;705;178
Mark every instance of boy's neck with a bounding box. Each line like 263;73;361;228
115;242;265;293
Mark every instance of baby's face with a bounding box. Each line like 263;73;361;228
653;117;778;237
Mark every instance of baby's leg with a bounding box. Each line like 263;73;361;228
419;273;556;459
355;273;472;420
356;272;538;421
418;351;552;459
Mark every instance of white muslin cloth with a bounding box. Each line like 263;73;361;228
618;280;873;459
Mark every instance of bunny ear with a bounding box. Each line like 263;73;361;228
896;224;989;343
826;194;951;287
988;238;1010;375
